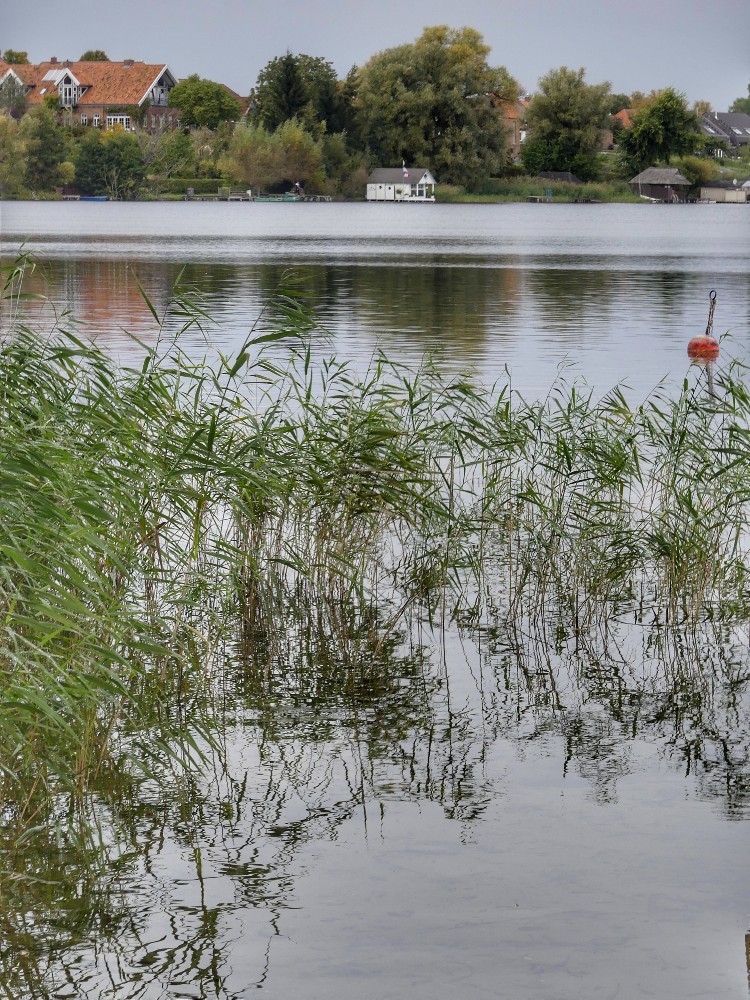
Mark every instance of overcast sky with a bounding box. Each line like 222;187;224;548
4;0;748;110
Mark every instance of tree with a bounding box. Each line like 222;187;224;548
521;67;611;180
0;73;28;118
254;52;309;130
730;83;750;115
220;118;323;192
80;50;110;61
219;121;284;191
608;93;633;114
75;130;144;199
19;105;70;190
135;125;196;188
169;75;242;129
619;88;703;172
274;118;323;186
0;113;27;196
357;25;519;189
2;50;29;64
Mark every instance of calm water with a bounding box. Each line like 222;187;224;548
1;202;750;999
2;200;750;400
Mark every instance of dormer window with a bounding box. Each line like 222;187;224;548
59;76;81;106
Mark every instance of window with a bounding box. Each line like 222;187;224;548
93;114;100;127
59;77;80;107
106;114;132;130
80;114;88;125
732;127;742;135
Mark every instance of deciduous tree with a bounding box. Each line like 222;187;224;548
19;105;70;190
2;50;29;65
75;129;144;199
169;75;242;129
357;25;519;189
618;88;702;172
274;118;323;185
80;50;109;61
521;66;611;180
730;83;750;115
0;73;28;118
0;113;27;195
219;122;283;191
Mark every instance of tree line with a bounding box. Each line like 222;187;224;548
1;30;748;199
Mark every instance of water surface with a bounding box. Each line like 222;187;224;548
3;201;749;399
1;201;749;1000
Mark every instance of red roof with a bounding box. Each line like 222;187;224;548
0;59;172;108
612;108;636;129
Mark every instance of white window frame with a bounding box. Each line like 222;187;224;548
106;114;132;131
93;114;100;127
80;113;88;125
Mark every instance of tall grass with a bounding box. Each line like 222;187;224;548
436;178;643;203
0;254;748;841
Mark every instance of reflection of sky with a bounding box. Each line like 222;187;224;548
2;202;749;402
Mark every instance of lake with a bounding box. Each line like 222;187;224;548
1;201;750;1000
2;200;750;400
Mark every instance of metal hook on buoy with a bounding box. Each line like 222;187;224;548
705;289;717;339
688;290;719;363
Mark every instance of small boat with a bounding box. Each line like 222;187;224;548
79;195;108;202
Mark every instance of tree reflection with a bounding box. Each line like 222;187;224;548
2;578;749;997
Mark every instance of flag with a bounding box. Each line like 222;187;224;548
402;160;409;179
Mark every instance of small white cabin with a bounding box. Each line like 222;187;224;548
366;167;436;202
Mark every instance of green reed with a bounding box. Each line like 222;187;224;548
0;255;749;849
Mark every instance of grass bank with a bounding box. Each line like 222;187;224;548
437;178;644;203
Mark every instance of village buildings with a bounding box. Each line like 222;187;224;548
0;57;178;130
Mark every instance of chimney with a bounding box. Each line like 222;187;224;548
124;59;134;68
50;56;58;64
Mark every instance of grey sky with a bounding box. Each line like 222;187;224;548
4;0;748;110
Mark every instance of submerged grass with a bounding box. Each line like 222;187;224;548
0;254;749;851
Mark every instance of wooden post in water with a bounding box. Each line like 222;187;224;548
745;929;750;987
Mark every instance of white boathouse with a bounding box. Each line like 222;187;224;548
366;167;436;202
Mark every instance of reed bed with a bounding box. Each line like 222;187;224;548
0;255;749;849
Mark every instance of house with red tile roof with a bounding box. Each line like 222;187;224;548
0;57;178;130
612;108;636;129
502;98;529;162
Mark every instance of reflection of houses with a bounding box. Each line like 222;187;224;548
700;111;750;156
366;167;436;202
699;179;748;203
629;166;691;202
0;57;177;131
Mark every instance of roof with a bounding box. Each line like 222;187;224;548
501;98;528;122
612;108;636;128
700;111;750;145
700;179;745;189
367;167;435;184
629;167;691;186
0;59;174;107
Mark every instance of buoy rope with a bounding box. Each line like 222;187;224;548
705;289;717;339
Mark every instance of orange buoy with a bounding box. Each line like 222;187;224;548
687;335;719;361
688;289;719;361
